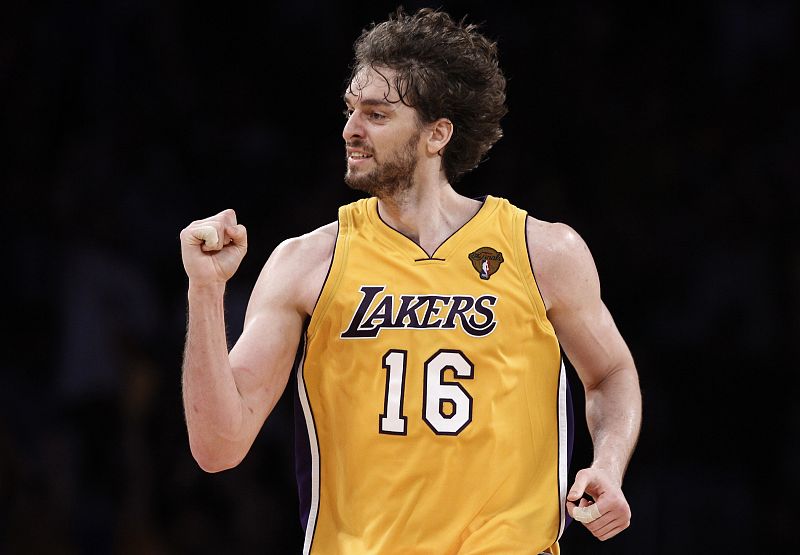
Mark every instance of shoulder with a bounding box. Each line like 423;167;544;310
272;221;338;266
251;221;338;317
525;216;600;312
525;216;592;264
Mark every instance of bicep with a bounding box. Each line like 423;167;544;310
230;302;304;399
550;297;634;391
227;245;308;424
531;221;634;390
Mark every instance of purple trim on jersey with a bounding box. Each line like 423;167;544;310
310;221;339;316
523;214;552;312
295;220;338;536
566;377;574;467
294;378;312;532
292;329;313;534
376;195;488;261
565;373;575;529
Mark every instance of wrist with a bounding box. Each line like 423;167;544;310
188;281;226;301
590;460;624;486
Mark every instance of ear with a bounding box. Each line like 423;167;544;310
425;118;454;156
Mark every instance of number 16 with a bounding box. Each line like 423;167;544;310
379;349;474;436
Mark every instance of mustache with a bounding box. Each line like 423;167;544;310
345;140;374;155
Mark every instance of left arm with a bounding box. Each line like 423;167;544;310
528;218;642;541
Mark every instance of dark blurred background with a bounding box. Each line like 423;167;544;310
3;0;798;553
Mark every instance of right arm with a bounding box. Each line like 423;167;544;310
180;209;334;472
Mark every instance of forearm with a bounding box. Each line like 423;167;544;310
585;366;642;486
182;283;247;470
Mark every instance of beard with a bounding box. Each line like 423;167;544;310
344;131;420;198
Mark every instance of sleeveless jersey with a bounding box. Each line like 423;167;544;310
295;195;569;554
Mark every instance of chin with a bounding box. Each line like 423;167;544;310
344;160;416;198
345;172;379;196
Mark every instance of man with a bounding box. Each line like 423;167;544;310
180;8;641;554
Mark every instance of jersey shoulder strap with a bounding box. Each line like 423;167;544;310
307;198;366;338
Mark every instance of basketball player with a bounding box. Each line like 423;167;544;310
180;9;641;554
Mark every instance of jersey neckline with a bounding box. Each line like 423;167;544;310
366;195;501;262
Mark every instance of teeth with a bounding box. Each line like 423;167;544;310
350;153;372;159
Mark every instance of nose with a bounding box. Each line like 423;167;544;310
342;111;363;142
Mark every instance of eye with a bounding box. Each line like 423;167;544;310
343;108;354;119
368;112;387;121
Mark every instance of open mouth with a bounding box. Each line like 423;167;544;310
348;152;373;160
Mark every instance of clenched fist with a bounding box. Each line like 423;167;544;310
566;467;632;541
180;209;248;287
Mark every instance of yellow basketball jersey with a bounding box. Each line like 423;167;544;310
295;195;568;554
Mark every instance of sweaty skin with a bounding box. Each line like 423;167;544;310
180;66;641;542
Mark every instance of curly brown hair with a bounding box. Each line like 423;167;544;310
349;7;508;184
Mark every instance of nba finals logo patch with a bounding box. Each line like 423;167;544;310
468;247;504;280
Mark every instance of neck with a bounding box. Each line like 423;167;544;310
376;179;482;257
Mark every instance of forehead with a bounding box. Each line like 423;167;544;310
344;66;403;105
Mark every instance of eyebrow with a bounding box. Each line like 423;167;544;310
343;96;396;109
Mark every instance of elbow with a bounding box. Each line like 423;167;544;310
194;456;240;474
584;364;638;393
189;439;245;473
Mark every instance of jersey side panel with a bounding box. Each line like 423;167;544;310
295;204;353;554
513;206;571;547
